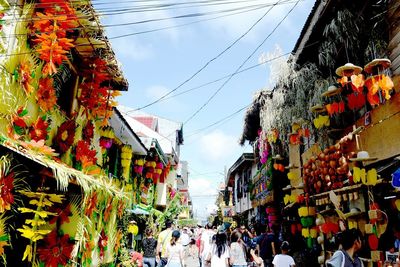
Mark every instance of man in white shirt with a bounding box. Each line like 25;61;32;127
272;241;295;267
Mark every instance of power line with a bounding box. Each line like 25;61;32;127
185;104;251;138
128;0;283;113
0;2;296;41
182;0;301;126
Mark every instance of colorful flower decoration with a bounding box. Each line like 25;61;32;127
0;157;14;213
37;77;57;112
114;229;123;255
98;229;108;260
37;230;74;267
48;204;71;226
79;58;121;125
20;139;58;158
325;101;345;116
121;145;133;181
350;74;365;93
103;197;113;223
134;158;145;175
313;115;330;129
15;60;35;96
82;232;95;265
17;191;64;262
54;120;76;153
29;116;49;142
365;74;394;105
82;121;94;142
347;92;366;110
99;137;113;150
31;0;78;76
0;218;9;262
84;192;97;217
75;140;97;170
9;107;28;138
117;200;124;219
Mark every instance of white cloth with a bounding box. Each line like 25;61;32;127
210;245;230;267
166;243;183;264
230;242;247;265
181;232;191;246
272;254;295;267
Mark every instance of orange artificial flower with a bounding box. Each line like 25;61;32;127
37;77;57;112
16;60;35;95
84;192;97;217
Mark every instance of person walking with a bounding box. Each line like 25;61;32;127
209;230;230;267
157;220;174;267
165;230;185;267
272;241;295;267
255;225;278;267
142;228;157;267
230;231;248;267
326;229;364;267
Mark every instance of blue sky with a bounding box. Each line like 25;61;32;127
97;0;314;221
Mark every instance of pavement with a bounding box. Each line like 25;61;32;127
184;254;200;267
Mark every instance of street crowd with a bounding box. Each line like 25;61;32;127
135;220;296;267
132;220;367;267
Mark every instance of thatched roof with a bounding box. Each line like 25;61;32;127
73;2;129;91
239;90;272;145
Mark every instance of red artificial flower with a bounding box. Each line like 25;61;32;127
49;204;71;225
98;229;108;259
37;230;74;267
54;120;75;153
289;133;301;145
29;117;49;141
82;121;94;141
37;77;57;112
0;171;14;213
75;140;97;169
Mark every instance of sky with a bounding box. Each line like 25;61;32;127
96;0;315;222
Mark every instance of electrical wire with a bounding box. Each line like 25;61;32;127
182;0;301;126
127;0;281;113
185;104;251;138
0;1;297;38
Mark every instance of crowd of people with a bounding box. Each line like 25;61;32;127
135;220;297;267
134;220;369;267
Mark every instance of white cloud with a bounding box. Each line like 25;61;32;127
198;130;238;162
188;177;217;197
110;38;155;61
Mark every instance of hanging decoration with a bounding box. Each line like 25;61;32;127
121;145;133;181
75;140;97;171
37;77;57;113
30;0;78;76
0;156;15;213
